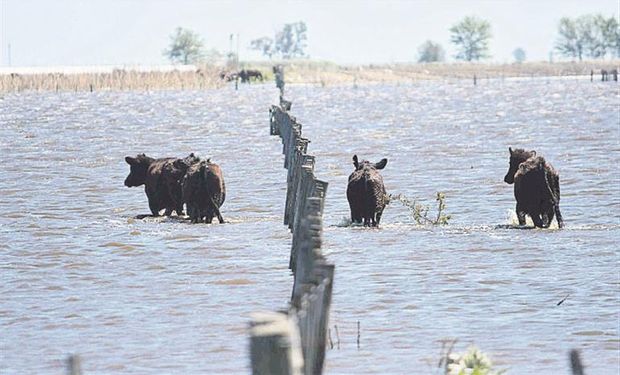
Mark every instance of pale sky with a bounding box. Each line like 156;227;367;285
0;0;618;66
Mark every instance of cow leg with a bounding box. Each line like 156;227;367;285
542;208;555;228
516;203;526;226
148;198;160;216
363;217;370;227
376;209;383;226
163;207;173;216
531;213;544;228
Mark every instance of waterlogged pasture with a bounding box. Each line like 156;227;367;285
0;79;618;374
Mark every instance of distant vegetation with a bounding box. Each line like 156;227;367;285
250;22;308;60
555;14;619;60
512;48;526;63
418;40;446;63
163;27;206;65
450;16;492;61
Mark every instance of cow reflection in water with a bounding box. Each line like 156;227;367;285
346;155;389;227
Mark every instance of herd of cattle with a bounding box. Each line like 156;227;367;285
124;153;225;224
125;147;563;229
219;69;264;83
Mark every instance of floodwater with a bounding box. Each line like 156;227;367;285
1;79;618;374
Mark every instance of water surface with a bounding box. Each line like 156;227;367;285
1;79;618;374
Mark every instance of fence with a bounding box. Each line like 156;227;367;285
249;79;334;375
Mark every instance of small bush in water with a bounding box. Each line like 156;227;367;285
446;346;505;375
390;192;451;225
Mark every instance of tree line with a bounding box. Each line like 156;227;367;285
163;14;619;65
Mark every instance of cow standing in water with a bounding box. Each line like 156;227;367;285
124;153;198;217
504;147;563;228
347;155;388;227
163;153;201;215
182;159;226;224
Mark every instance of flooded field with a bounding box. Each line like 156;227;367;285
1;79;618;374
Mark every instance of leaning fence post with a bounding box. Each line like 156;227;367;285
66;354;82;375
569;349;584;375
250;312;303;375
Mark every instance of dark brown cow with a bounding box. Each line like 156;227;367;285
504;147;563;228
346;155;388;227
182;159;226;224
124;153;198;217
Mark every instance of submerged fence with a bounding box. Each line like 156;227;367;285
249;79;334;375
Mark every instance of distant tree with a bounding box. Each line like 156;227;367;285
275;22;308;59
513;47;526;63
594;15;620;58
250;37;275;59
417;40;445;63
163;27;205;64
555;17;582;60
555;14;619;60
450;16;492;61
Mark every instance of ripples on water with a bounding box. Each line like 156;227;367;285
1;80;618;374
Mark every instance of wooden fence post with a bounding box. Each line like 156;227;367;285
250;312;303;375
66;354;82;375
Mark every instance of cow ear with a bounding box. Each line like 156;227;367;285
374;158;388;170
509;147;513;154
530;150;536;156
125;156;136;165
353;155;359;169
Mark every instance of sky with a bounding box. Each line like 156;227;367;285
0;0;617;67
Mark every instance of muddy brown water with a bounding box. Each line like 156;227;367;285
1;79;618;374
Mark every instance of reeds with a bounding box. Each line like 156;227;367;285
0;65;224;93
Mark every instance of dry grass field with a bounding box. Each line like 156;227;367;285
1;60;617;93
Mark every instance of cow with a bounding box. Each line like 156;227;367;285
601;69;608;81
238;69;263;83
346;155;388;227
163;153;201;215
124;153;198;217
503;147;563;228
182;159;226;224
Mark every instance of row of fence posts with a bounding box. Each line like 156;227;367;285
249;67;335;375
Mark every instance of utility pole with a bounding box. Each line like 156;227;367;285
236;33;240;70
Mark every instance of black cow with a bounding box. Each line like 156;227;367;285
504;147;563;228
346;155;388;227
182;159;226;224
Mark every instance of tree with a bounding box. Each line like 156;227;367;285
595;15;620;58
513;48;526;63
275;22;308;59
555;14;619;60
163;27;205;64
417;40;445;63
250;37;275;59
555;17;581;60
450;16;492;61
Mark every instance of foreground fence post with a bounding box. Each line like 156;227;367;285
66;354;82;375
250;312;303;375
569;349;584;375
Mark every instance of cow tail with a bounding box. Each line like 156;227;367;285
544;168;564;229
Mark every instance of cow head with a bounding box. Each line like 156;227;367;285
124;153;155;187
352;154;388;171
504;147;536;184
